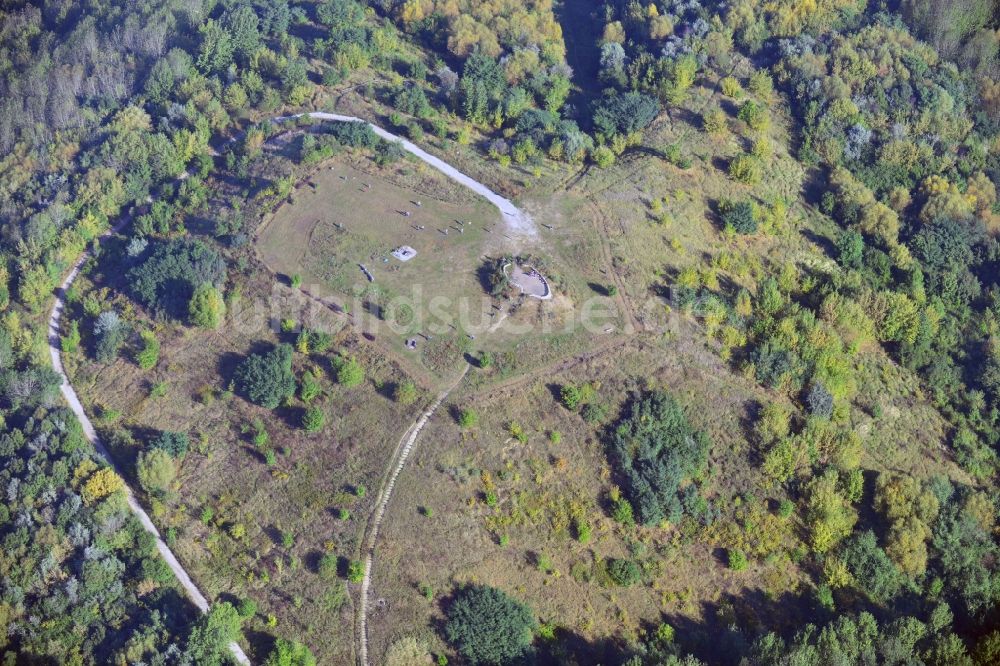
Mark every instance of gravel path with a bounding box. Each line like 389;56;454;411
355;363;470;666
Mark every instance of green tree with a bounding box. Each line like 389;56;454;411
235;344;296;408
150;430;190;458
722;200;757;234
189;283;225;328
607;558;641;586
94;311;127;363
444;586;536;665
458;408;479;428
183;602;243;665
609;391;710;525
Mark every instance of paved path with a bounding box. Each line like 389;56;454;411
271;112;537;238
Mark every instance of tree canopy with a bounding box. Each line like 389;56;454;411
444;585;537;665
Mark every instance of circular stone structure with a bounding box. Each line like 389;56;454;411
505;263;552;300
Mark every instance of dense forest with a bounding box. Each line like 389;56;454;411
1;0;1000;663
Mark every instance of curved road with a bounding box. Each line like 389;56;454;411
48;112;535;666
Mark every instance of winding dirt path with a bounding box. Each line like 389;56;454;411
355;364;470;666
48;112;537;665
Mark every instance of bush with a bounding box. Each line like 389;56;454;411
581;402;608;424
234;344;296;408
347;560;364;583
458;408;479;428
722;201;757;234
737;100;769;131
729;153;761;184
237;598;258;619
150;430;189;458
611;497;635;526
264;639;317;666
444;586;536;665
606;558;641;586
728;549;749;571
137;448;176;494
136;330;160;370
703;107;728;135
189;283;225;328
394;380;417;405
302;407;325;432
318;553;338;580
334;355;364;387
560;384;582;410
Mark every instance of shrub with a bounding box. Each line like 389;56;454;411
612;497;635;526
150;431;189;458
720;76;742;97
137;448;176;494
728;549;749;571
347;560;364;583
729;153;761;184
737;100;769;131
318;553;338;580
136;330;160;370
302;407;325;432
237;598;258;619
299;371;321;403
606;558;641;586
234;344;296;408
189;283;225;328
560;385;582;410
592;145;615;168
264;639;316;666
703;107;728;135
581;402;608;424
458;408;479;428
61;320;81;354
444;586;536;665
334;355;364;387
394;380;417;405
